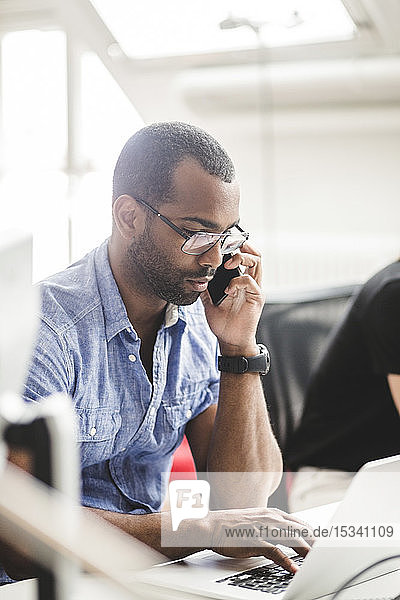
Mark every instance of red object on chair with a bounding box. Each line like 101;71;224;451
170;435;196;480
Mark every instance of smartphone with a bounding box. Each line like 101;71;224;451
208;253;242;306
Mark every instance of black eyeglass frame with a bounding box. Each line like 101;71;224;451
135;197;249;256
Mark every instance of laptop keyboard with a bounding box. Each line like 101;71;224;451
216;555;304;594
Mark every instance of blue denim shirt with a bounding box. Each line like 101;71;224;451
23;239;219;513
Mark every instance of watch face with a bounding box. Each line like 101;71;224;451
248;344;269;375
255;344;270;375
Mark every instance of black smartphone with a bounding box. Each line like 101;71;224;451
208;253;242;306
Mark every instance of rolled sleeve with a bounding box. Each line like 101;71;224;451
23;319;72;403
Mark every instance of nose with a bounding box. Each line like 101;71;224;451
197;241;223;270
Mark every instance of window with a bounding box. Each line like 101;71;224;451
90;0;355;59
0;29;143;281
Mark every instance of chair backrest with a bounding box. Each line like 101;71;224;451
256;285;359;457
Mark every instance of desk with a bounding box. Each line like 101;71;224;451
0;503;339;599
0;575;137;600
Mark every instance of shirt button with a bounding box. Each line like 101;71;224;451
149;407;156;417
186;409;192;419
89;427;96;437
128;354;136;362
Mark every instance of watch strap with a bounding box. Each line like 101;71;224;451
218;344;270;375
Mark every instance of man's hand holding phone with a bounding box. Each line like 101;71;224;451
207;253;243;306
201;243;264;353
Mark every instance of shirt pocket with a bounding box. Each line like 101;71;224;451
76;407;122;468
162;390;200;431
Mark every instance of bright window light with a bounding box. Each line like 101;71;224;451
81;51;144;171
2;30;67;170
74;51;144;260
0;30;69;281
90;0;355;58
0;30;144;280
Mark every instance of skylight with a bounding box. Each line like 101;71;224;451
90;0;356;59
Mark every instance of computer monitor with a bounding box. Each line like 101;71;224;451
0;231;79;598
0;230;38;398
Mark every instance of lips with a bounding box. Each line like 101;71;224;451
186;277;212;292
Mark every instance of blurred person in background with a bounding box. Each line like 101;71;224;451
287;259;400;510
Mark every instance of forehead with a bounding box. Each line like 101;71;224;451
163;159;240;227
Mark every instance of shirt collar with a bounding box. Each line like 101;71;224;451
94;240;132;342
94;239;187;342
165;303;179;327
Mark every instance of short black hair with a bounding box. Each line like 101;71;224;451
112;121;235;207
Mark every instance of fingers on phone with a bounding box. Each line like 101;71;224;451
225;275;263;301
225;253;260;270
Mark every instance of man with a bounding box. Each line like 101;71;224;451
1;122;312;582
287;260;400;511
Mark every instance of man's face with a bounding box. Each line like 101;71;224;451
124;159;240;306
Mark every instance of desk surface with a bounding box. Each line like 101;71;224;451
0;503;338;599
0;574;137;600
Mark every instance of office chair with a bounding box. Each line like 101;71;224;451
170;435;196;480
256;285;359;509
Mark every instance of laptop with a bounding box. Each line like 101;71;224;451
139;455;400;600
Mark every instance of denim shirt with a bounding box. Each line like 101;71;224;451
23;239;220;513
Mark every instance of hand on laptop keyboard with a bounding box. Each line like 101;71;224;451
207;507;314;573
217;554;306;593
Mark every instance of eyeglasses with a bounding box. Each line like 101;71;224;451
135;197;249;256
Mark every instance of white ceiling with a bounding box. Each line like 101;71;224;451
1;0;400;62
1;0;400;118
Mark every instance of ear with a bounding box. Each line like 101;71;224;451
112;195;146;240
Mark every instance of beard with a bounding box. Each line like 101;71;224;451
124;226;215;306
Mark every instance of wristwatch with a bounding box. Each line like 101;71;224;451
217;343;271;375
